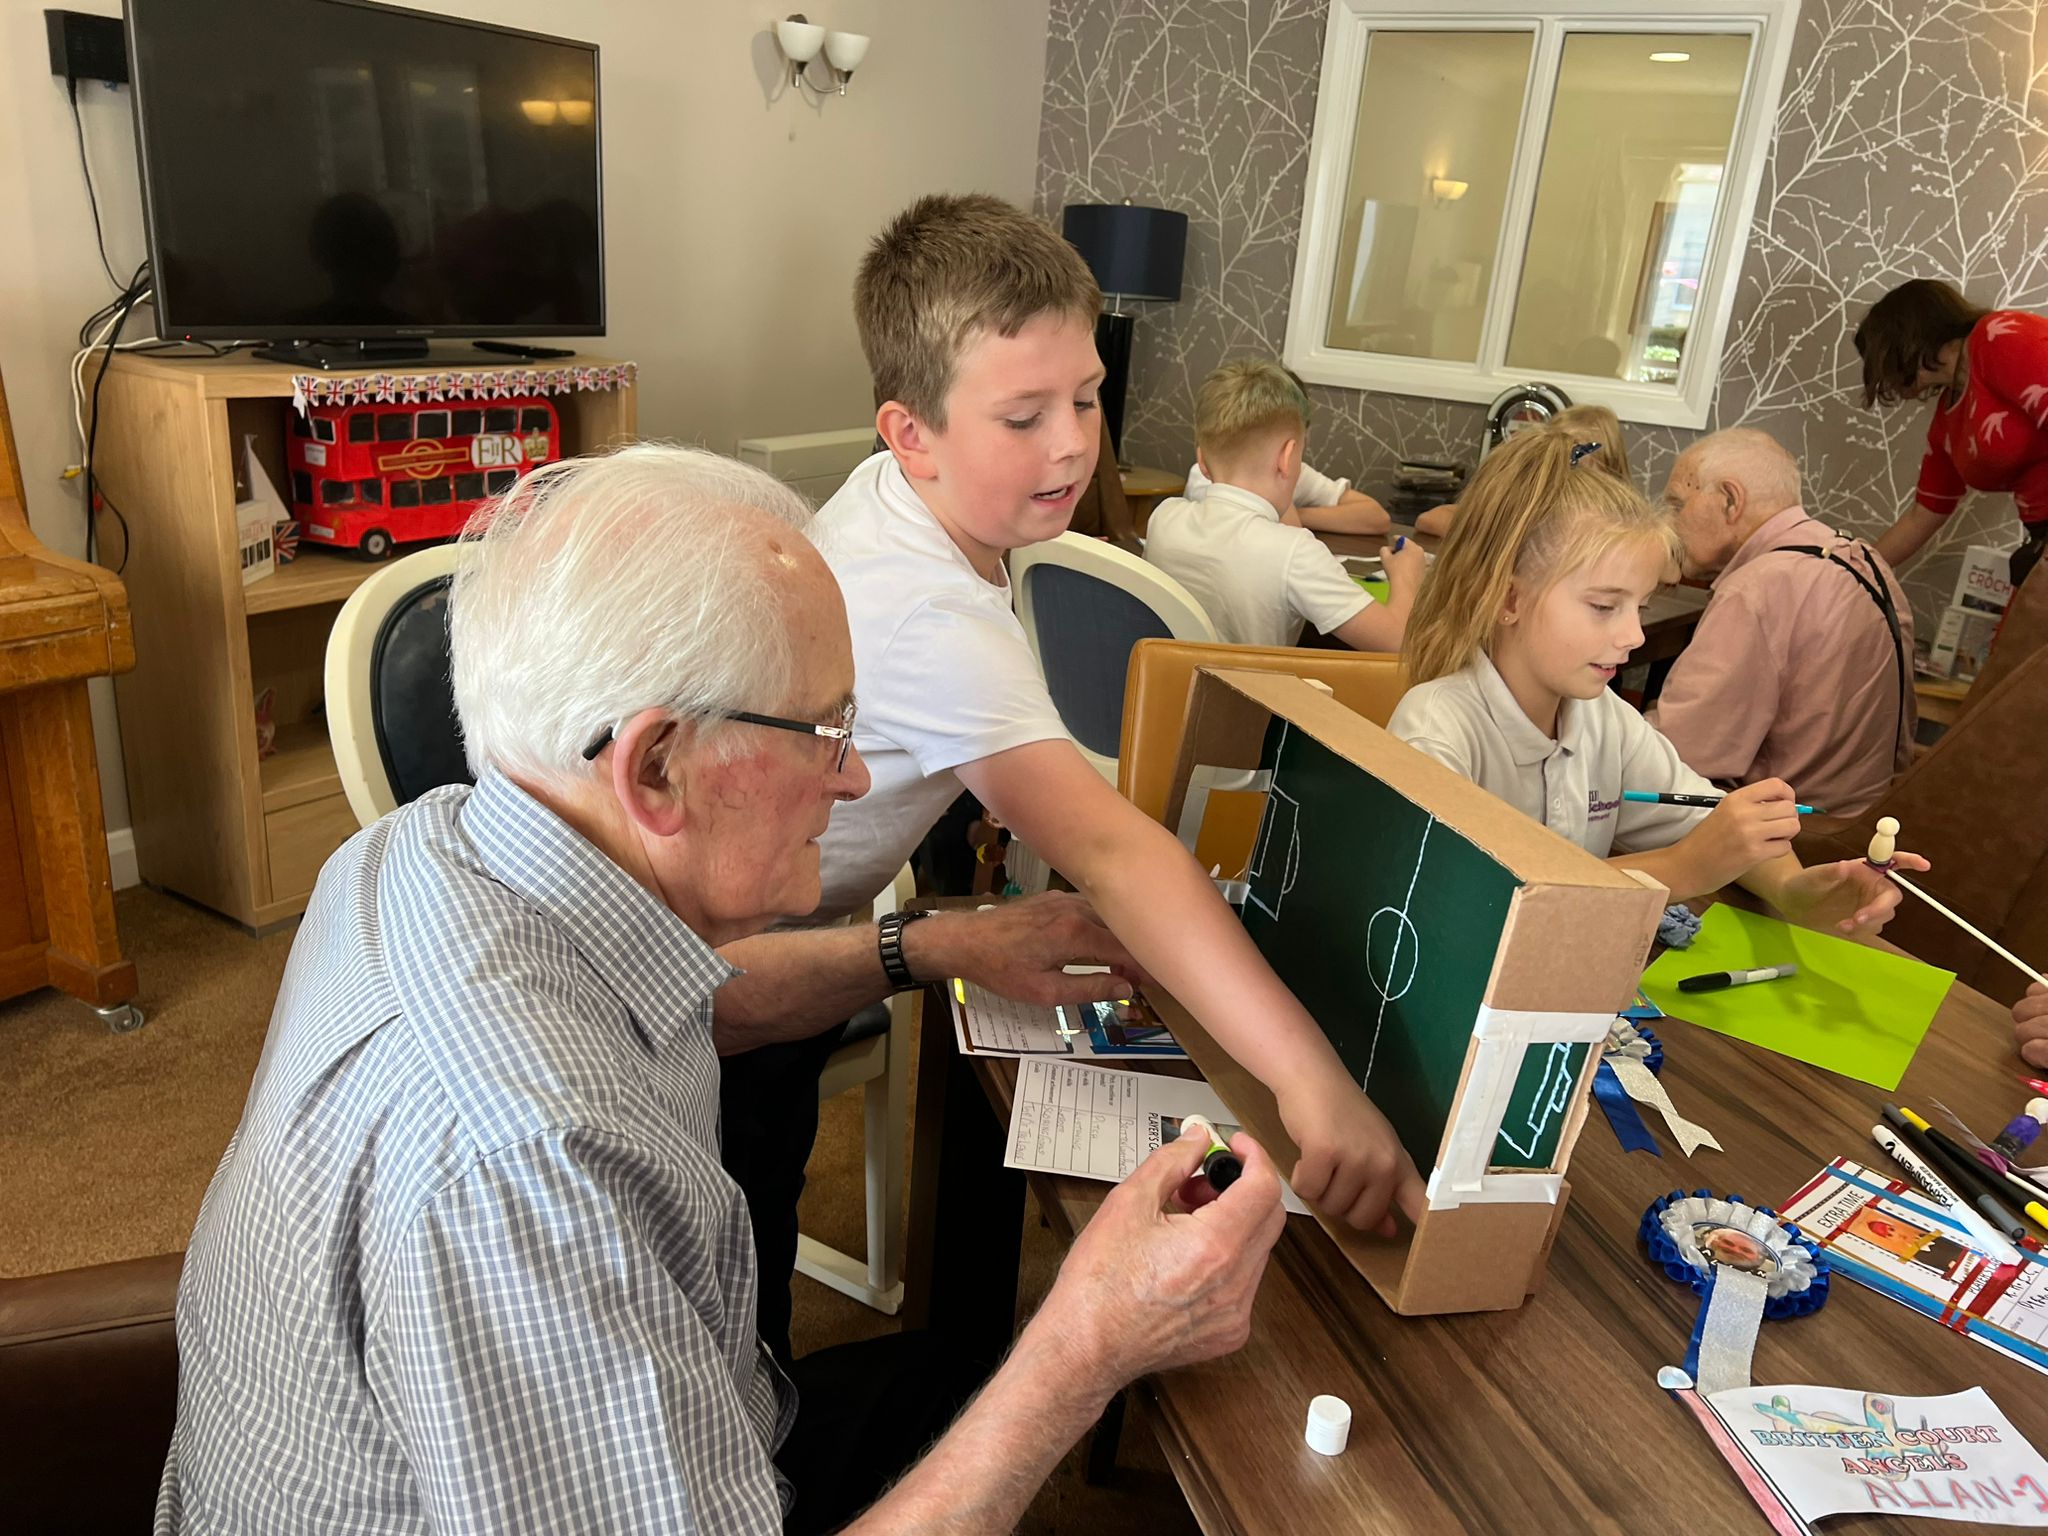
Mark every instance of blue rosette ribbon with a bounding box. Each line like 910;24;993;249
1595;1018;1666;1154
1641;1190;1828;1395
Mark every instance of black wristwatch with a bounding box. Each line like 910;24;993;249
876;909;933;991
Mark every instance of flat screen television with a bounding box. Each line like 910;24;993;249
126;0;603;353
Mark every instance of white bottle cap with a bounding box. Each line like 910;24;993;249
1304;1394;1351;1456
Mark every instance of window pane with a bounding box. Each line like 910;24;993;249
417;410;450;438
348;413;374;444
1323;31;1533;363
1505;33;1751;382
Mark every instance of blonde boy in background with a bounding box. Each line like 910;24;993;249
1145;360;1424;650
812;194;1421;1233
1183;453;1391;535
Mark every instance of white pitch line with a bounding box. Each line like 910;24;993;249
1362;817;1432;1090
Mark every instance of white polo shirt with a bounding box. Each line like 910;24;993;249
1387;653;1714;856
809;452;1070;921
1185;459;1350;506
1142;483;1372;648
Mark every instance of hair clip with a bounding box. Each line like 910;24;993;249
1570;441;1602;467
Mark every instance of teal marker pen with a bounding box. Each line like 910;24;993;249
1622;789;1823;815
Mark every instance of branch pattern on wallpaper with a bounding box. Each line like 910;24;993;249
1034;0;2048;627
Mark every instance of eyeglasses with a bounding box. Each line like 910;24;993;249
581;698;858;771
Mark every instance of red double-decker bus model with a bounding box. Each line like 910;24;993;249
285;396;561;559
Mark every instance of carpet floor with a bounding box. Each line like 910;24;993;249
0;885;1194;1533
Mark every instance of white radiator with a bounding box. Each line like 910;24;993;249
737;427;875;505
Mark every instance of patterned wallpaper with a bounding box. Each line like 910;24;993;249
1035;0;2048;627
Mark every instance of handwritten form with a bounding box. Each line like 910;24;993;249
1003;1059;1306;1212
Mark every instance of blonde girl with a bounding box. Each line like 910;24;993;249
1390;426;1922;934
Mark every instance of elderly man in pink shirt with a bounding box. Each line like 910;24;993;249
1651;428;1915;819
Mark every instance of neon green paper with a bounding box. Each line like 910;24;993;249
1639;904;1953;1090
1352;575;1391;604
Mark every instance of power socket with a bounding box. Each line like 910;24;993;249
46;10;128;87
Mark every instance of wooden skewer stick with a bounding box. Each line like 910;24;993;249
1886;870;2048;989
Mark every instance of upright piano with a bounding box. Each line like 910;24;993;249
0;371;139;1028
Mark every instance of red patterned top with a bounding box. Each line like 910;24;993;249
1916;309;2048;529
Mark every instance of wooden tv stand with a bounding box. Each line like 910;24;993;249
85;352;637;928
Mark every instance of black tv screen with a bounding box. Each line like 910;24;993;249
127;0;602;339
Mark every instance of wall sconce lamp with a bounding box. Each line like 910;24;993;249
1431;177;1470;205
776;15;871;95
823;30;870;93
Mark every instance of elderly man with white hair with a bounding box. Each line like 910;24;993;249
1653;427;1916;820
154;446;1287;1536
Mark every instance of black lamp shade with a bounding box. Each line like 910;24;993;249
1061;204;1187;303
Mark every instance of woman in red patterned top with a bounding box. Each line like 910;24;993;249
1857;279;2048;589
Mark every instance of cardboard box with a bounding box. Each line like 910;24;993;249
1926;602;2003;679
1157;669;1665;1315
1949;545;2013;616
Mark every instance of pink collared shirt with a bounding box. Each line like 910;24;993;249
1649;504;1915;819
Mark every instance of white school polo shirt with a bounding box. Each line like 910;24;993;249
1386;653;1714;856
1142;483;1372;648
809;452;1071;922
1185;459;1350;506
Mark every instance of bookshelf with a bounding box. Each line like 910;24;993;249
87;351;637;927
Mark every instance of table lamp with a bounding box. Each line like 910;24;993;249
1061;202;1187;459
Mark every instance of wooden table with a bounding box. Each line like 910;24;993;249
1121;465;1187;536
1315;526;1712;670
904;958;2046;1534
1914;675;1975;731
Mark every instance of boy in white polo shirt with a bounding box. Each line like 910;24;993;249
1183;453;1390;535
1146;361;1423;651
813;193;1420;1234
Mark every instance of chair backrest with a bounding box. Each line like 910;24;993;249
1010;533;1217;777
1066;412;1140;552
1119;639;1408;873
1118;638;1410;817
1795;641;2048;1005
1957;555;2048;722
324;543;472;827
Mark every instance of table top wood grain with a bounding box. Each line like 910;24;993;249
972;956;2043;1535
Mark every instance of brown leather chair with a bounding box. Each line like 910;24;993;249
1796;644;2048;1007
0;1251;182;1532
1959;555;2048;719
1118;639;1407;870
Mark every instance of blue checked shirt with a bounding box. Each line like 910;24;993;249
155;771;796;1533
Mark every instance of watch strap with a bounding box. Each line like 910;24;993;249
877;908;932;991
